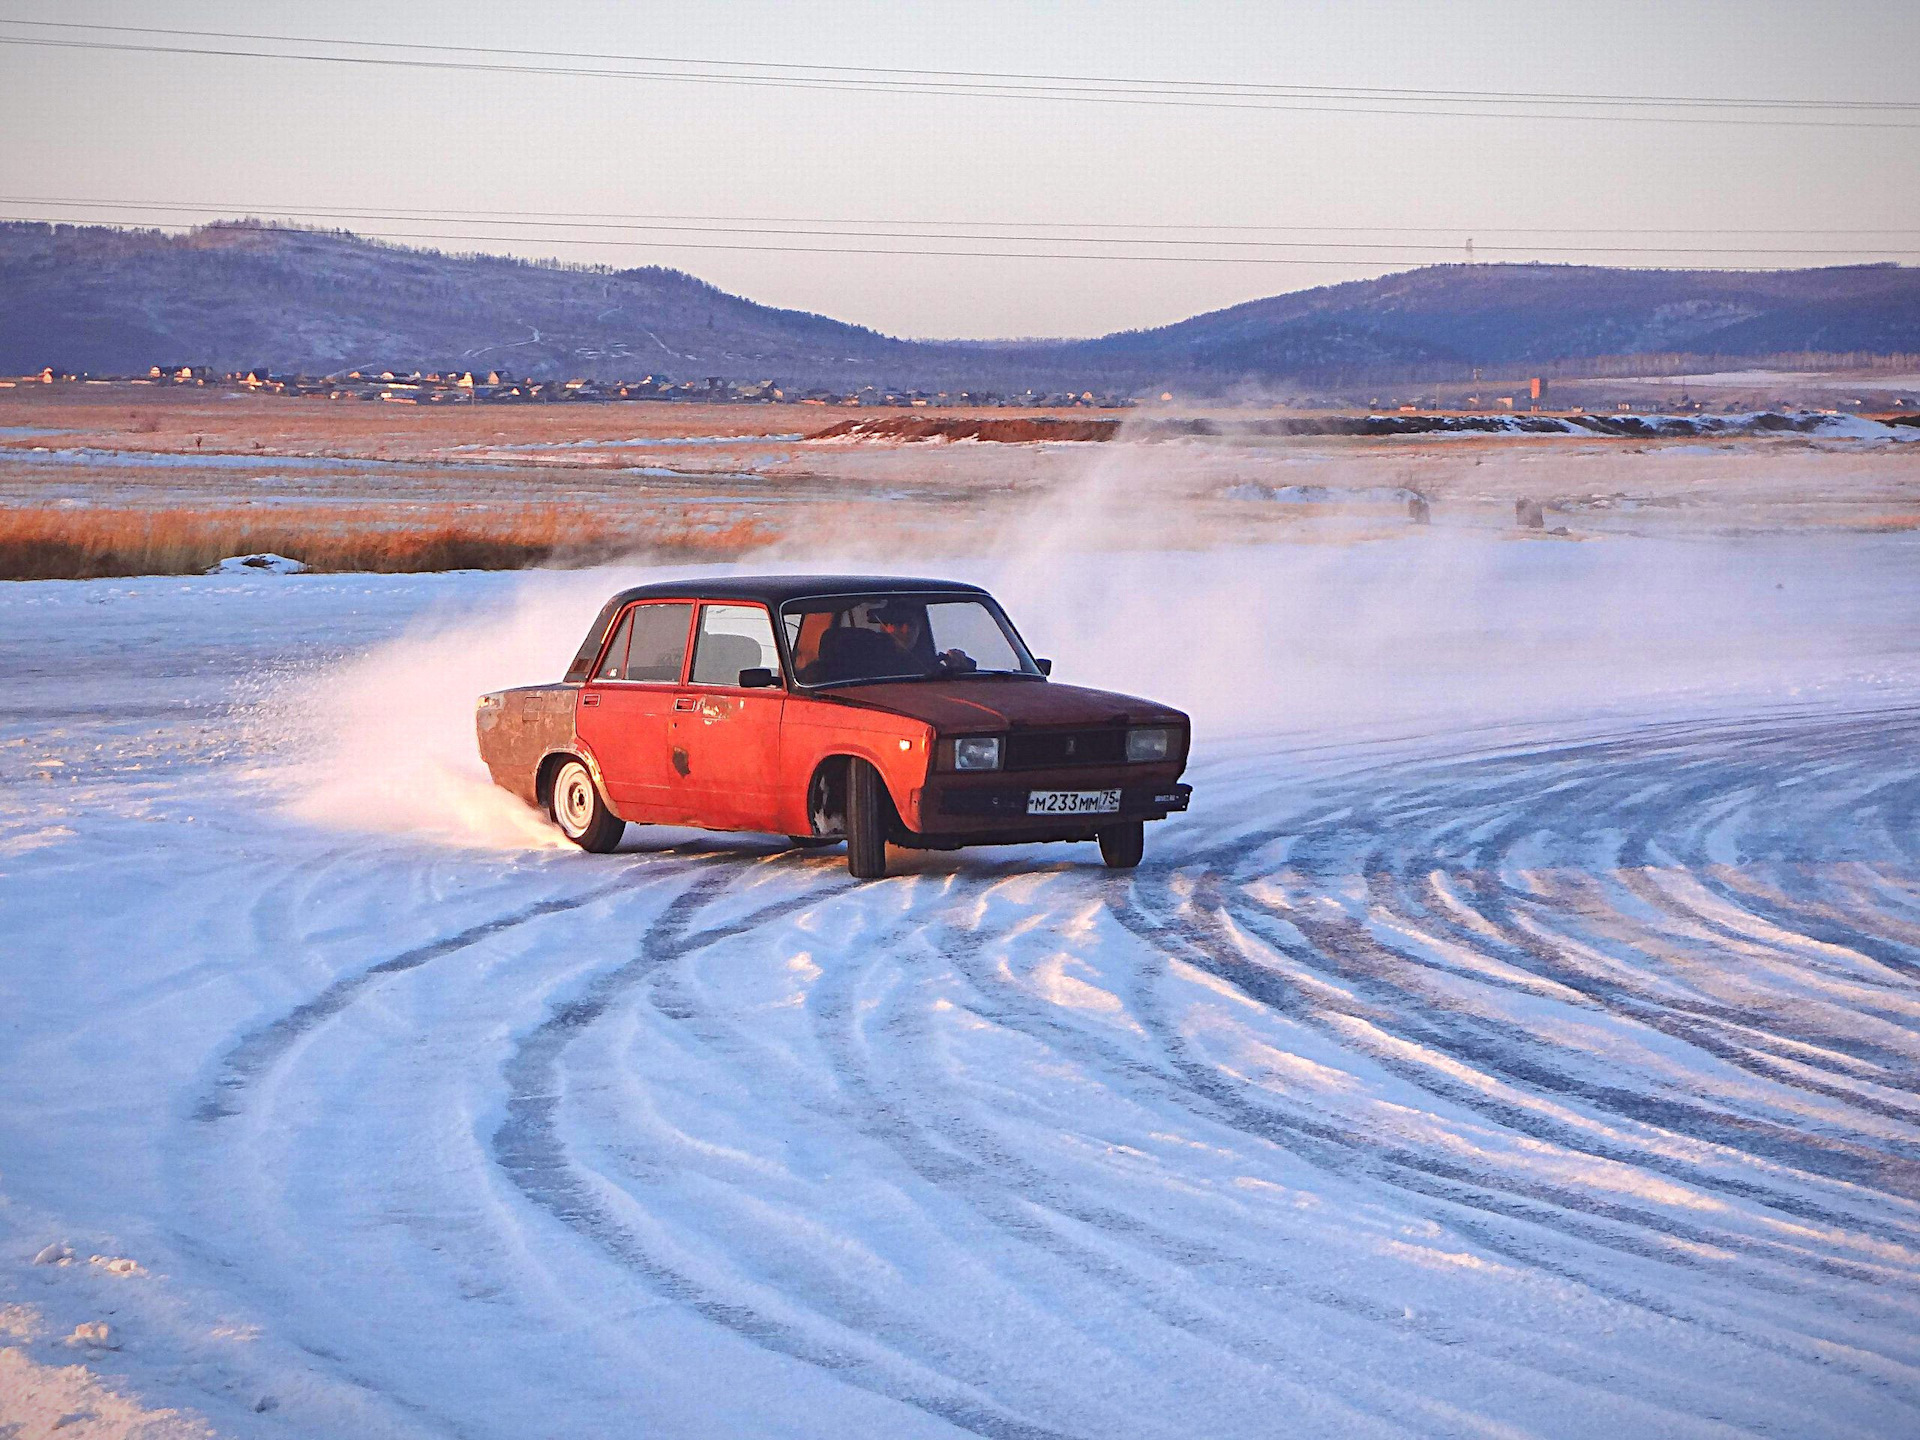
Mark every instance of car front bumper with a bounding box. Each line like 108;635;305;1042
902;773;1191;846
932;780;1191;820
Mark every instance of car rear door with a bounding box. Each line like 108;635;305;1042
576;600;694;821
669;602;787;832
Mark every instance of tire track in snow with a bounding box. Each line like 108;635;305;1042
489;866;1090;1440
194;868;658;1123
790;875;1501;1435
168;704;1920;1437
1105;707;1920;1404
499;863;1491;1436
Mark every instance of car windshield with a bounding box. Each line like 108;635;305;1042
782;594;1038;687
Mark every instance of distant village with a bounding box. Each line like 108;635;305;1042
10;364;1138;409
7;365;1911;418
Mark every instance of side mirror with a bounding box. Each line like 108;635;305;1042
1035;658;1053;677
737;666;780;689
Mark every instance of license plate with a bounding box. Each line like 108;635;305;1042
1027;788;1121;816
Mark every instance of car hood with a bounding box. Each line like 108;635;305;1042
823;679;1186;732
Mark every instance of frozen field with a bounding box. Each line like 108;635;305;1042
7;534;1920;1437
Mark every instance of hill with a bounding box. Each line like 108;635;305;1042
2;221;1916;389
1077;263;1920;382
0;221;946;390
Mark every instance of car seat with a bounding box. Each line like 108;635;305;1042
693;632;769;685
811;625;911;683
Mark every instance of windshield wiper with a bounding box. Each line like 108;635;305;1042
802;673;927;690
804;669;1040;690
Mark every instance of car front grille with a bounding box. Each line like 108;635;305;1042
1003;727;1129;771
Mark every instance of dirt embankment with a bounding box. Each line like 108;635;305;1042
808;415;1123;443
810;411;1920;444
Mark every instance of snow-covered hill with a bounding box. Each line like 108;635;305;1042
4;220;1916;388
0;221;929;389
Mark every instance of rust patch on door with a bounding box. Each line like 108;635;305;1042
670;747;691;777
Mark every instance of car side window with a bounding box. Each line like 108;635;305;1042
690;604;782;686
626;602;694;682
595;602;691;682
592;609;635;680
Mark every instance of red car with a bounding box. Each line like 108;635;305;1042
476;575;1191;878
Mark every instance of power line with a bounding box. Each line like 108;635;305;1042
4;214;1913;270
3;202;1916;258
5;196;1917;238
1;27;1914;129
4;18;1912;112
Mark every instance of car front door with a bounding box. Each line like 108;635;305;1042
576;600;694;821
669;602;787;832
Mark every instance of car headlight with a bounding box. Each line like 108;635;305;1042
1126;727;1172;762
953;736;1003;771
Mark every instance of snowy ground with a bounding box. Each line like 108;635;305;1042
7;534;1920;1437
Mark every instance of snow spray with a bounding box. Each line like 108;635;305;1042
253;417;1920;847
257;571;628;849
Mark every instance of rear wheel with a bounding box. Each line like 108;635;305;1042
1098;819;1145;869
551;759;624;853
845;759;889;879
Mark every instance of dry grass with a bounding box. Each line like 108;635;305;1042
0;505;774;580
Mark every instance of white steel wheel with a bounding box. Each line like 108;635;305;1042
551;759;623;853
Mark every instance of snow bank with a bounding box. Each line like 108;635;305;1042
205;552;307;575
1224;482;1419;504
802;410;1920;446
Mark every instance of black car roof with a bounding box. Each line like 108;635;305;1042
603;574;990;607
563;575;994;682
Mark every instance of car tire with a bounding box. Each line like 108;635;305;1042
551;758;624;853
1097;819;1145;869
845;759;889;879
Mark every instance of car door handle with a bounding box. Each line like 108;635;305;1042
673;696;698;712
581;692;601;707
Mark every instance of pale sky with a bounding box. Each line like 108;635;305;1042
0;0;1914;339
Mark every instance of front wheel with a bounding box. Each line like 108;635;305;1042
551;758;624;853
845;759;889;879
1097;819;1145;869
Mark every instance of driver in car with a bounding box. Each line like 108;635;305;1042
873;600;976;674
